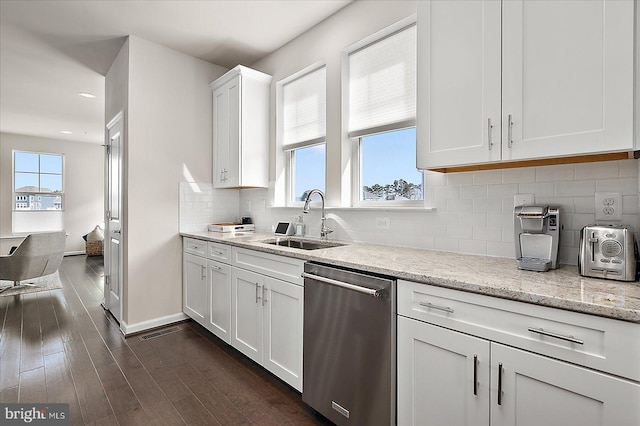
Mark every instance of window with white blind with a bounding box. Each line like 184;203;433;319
346;20;423;205
279;64;326;203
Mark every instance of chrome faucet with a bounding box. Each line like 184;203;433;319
302;189;333;240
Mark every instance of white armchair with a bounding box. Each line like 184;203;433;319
0;231;66;293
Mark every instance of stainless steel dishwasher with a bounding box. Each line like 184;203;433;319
302;262;396;426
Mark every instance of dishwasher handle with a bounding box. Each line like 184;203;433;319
301;272;382;297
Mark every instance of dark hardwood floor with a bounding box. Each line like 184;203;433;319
0;255;331;425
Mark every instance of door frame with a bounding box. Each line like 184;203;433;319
103;110;125;331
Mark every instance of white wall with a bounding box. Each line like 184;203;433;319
0;132;103;254
107;36;227;328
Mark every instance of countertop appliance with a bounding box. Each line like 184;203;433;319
514;205;560;272
579;224;638;281
302;262;396;426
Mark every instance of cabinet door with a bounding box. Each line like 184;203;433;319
207;260;232;344
491;343;640;426
212;76;241;188
231;267;263;364
502;0;634;161
183;253;208;326
416;0;502;169
262;277;303;392
397;316;490;426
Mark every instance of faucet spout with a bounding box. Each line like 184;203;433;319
301;189;333;240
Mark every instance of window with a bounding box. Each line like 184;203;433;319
346;20;422;205
12;151;64;234
360;127;422;201
279;65;326;203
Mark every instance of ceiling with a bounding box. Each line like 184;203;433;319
0;0;352;144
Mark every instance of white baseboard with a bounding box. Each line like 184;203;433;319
120;312;189;336
64;251;86;256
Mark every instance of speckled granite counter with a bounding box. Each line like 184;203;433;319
181;231;640;323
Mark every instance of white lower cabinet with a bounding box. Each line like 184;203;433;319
183;252;208;326
231;264;303;391
206;260;232;343
397;316;490;426
397;280;640;426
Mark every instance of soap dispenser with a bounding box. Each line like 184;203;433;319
294;215;306;237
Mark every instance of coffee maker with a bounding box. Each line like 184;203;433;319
514;205;560;272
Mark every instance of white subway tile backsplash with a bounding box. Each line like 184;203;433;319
554;180;596;197
536;164;574;182
177;160;640;264
502;167;536;184
574;162;618;180
459;185;488;199
487;183;518;199
596;178;638;195
518;182;555;197
473;170;502;185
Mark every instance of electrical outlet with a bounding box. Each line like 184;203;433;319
376;217;390;230
514;193;534;207
595;192;622;221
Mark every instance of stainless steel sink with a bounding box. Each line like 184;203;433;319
262;238;346;251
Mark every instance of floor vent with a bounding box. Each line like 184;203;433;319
139;326;181;341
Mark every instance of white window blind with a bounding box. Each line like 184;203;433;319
348;24;416;138
282;65;326;150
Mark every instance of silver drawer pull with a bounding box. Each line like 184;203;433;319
210;265;221;270
527;327;584;345
419;302;454;314
211;250;223;255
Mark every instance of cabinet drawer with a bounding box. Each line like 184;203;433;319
398;280;640;381
232;247;304;286
184;237;207;257
207;241;230;263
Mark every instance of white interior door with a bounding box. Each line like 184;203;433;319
104;112;123;324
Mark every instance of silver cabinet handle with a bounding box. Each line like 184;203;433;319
220;170;224;182
113;229;121;234
301;272;381;297
487;118;493;150
210;250;223;255
507;114;513;148
201;265;206;280
210;264;221;271
224;169;229;181
473;355;478;396
497;363;503;405
262;285;267;306
527;327;584;345
419;302;454;314
255;283;261;304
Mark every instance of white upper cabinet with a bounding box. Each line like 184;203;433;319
210;66;272;188
417;0;502;168
417;0;635;169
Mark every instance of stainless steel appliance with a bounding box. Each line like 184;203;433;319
579;224;638;281
514;205;560;272
302;262;396;426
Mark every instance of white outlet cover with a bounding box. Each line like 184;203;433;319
595;192;622;222
376;217;390;230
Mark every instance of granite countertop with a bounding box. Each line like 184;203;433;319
181;231;640;323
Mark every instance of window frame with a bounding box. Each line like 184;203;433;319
343;16;422;208
12;150;65;212
276;62;327;207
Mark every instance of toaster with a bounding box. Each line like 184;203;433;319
579;225;638;281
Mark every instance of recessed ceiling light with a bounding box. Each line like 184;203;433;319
78;92;96;98
60;131;72;135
